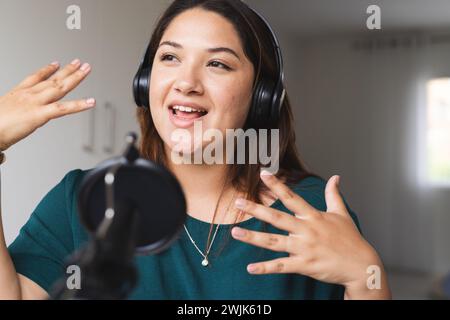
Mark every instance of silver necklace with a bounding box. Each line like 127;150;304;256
184;188;237;267
184;224;220;267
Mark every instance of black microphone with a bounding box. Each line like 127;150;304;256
51;132;186;299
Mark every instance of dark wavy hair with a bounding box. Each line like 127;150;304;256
135;0;316;225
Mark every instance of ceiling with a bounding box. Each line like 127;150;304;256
245;0;450;38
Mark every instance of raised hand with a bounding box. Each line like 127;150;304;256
231;172;391;299
0;59;95;151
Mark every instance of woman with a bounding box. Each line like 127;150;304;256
0;0;391;299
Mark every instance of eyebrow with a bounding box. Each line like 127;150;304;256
159;41;241;61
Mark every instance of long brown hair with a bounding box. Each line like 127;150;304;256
136;0;317;212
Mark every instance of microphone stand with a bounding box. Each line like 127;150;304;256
52;134;141;300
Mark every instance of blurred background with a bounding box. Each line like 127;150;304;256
0;0;449;299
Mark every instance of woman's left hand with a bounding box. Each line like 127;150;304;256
231;171;390;299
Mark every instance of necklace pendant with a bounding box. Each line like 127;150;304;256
201;258;209;267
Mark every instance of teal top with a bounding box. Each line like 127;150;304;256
8;169;361;300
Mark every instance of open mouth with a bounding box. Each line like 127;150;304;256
169;105;208;120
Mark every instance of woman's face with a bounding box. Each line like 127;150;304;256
149;8;255;156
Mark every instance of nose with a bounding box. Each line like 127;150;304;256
173;64;204;96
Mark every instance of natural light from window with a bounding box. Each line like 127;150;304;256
426;78;450;185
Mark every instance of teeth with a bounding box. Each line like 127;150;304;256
172;105;206;113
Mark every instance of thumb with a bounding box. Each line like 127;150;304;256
325;175;348;215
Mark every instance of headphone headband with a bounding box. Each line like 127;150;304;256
244;2;285;89
236;1;286;127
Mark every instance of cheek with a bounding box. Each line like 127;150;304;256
149;69;170;107
230;94;251;121
214;81;253;125
149;69;176;130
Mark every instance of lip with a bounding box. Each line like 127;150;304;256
167;100;209;113
167;100;209;129
168;106;208;129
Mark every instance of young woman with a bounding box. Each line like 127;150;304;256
0;0;391;299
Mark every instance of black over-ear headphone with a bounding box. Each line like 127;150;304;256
133;0;286;129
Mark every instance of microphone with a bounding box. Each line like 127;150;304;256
51;132;186;299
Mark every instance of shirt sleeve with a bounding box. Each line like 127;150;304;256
7;169;83;293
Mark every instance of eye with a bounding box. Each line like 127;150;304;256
208;60;232;71
160;54;178;62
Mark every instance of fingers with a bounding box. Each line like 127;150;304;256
48;59;83;82
235;198;301;234
35;61;92;104
30;59;82;93
15;62;60;90
259;170;317;219
40;98;96;123
325;175;349;216
246;257;295;275
231;227;294;253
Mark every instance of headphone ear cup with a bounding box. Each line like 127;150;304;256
133;67;151;109
133;69;142;107
270;82;285;125
249;78;275;128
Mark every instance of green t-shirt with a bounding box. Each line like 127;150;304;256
8;169;361;300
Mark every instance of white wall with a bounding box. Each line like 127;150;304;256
281;33;450;274
0;0;171;245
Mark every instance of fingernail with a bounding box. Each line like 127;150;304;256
247;264;258;273
260;170;273;177
235;198;247;209
86;98;96;107
80;63;91;72
232;227;247;238
50;61;59;67
335;175;341;186
71;59;81;66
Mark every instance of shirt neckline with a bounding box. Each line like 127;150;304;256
186;197;282;228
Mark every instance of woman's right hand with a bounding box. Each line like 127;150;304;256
0;59;95;152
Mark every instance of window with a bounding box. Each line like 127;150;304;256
426;78;450;185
